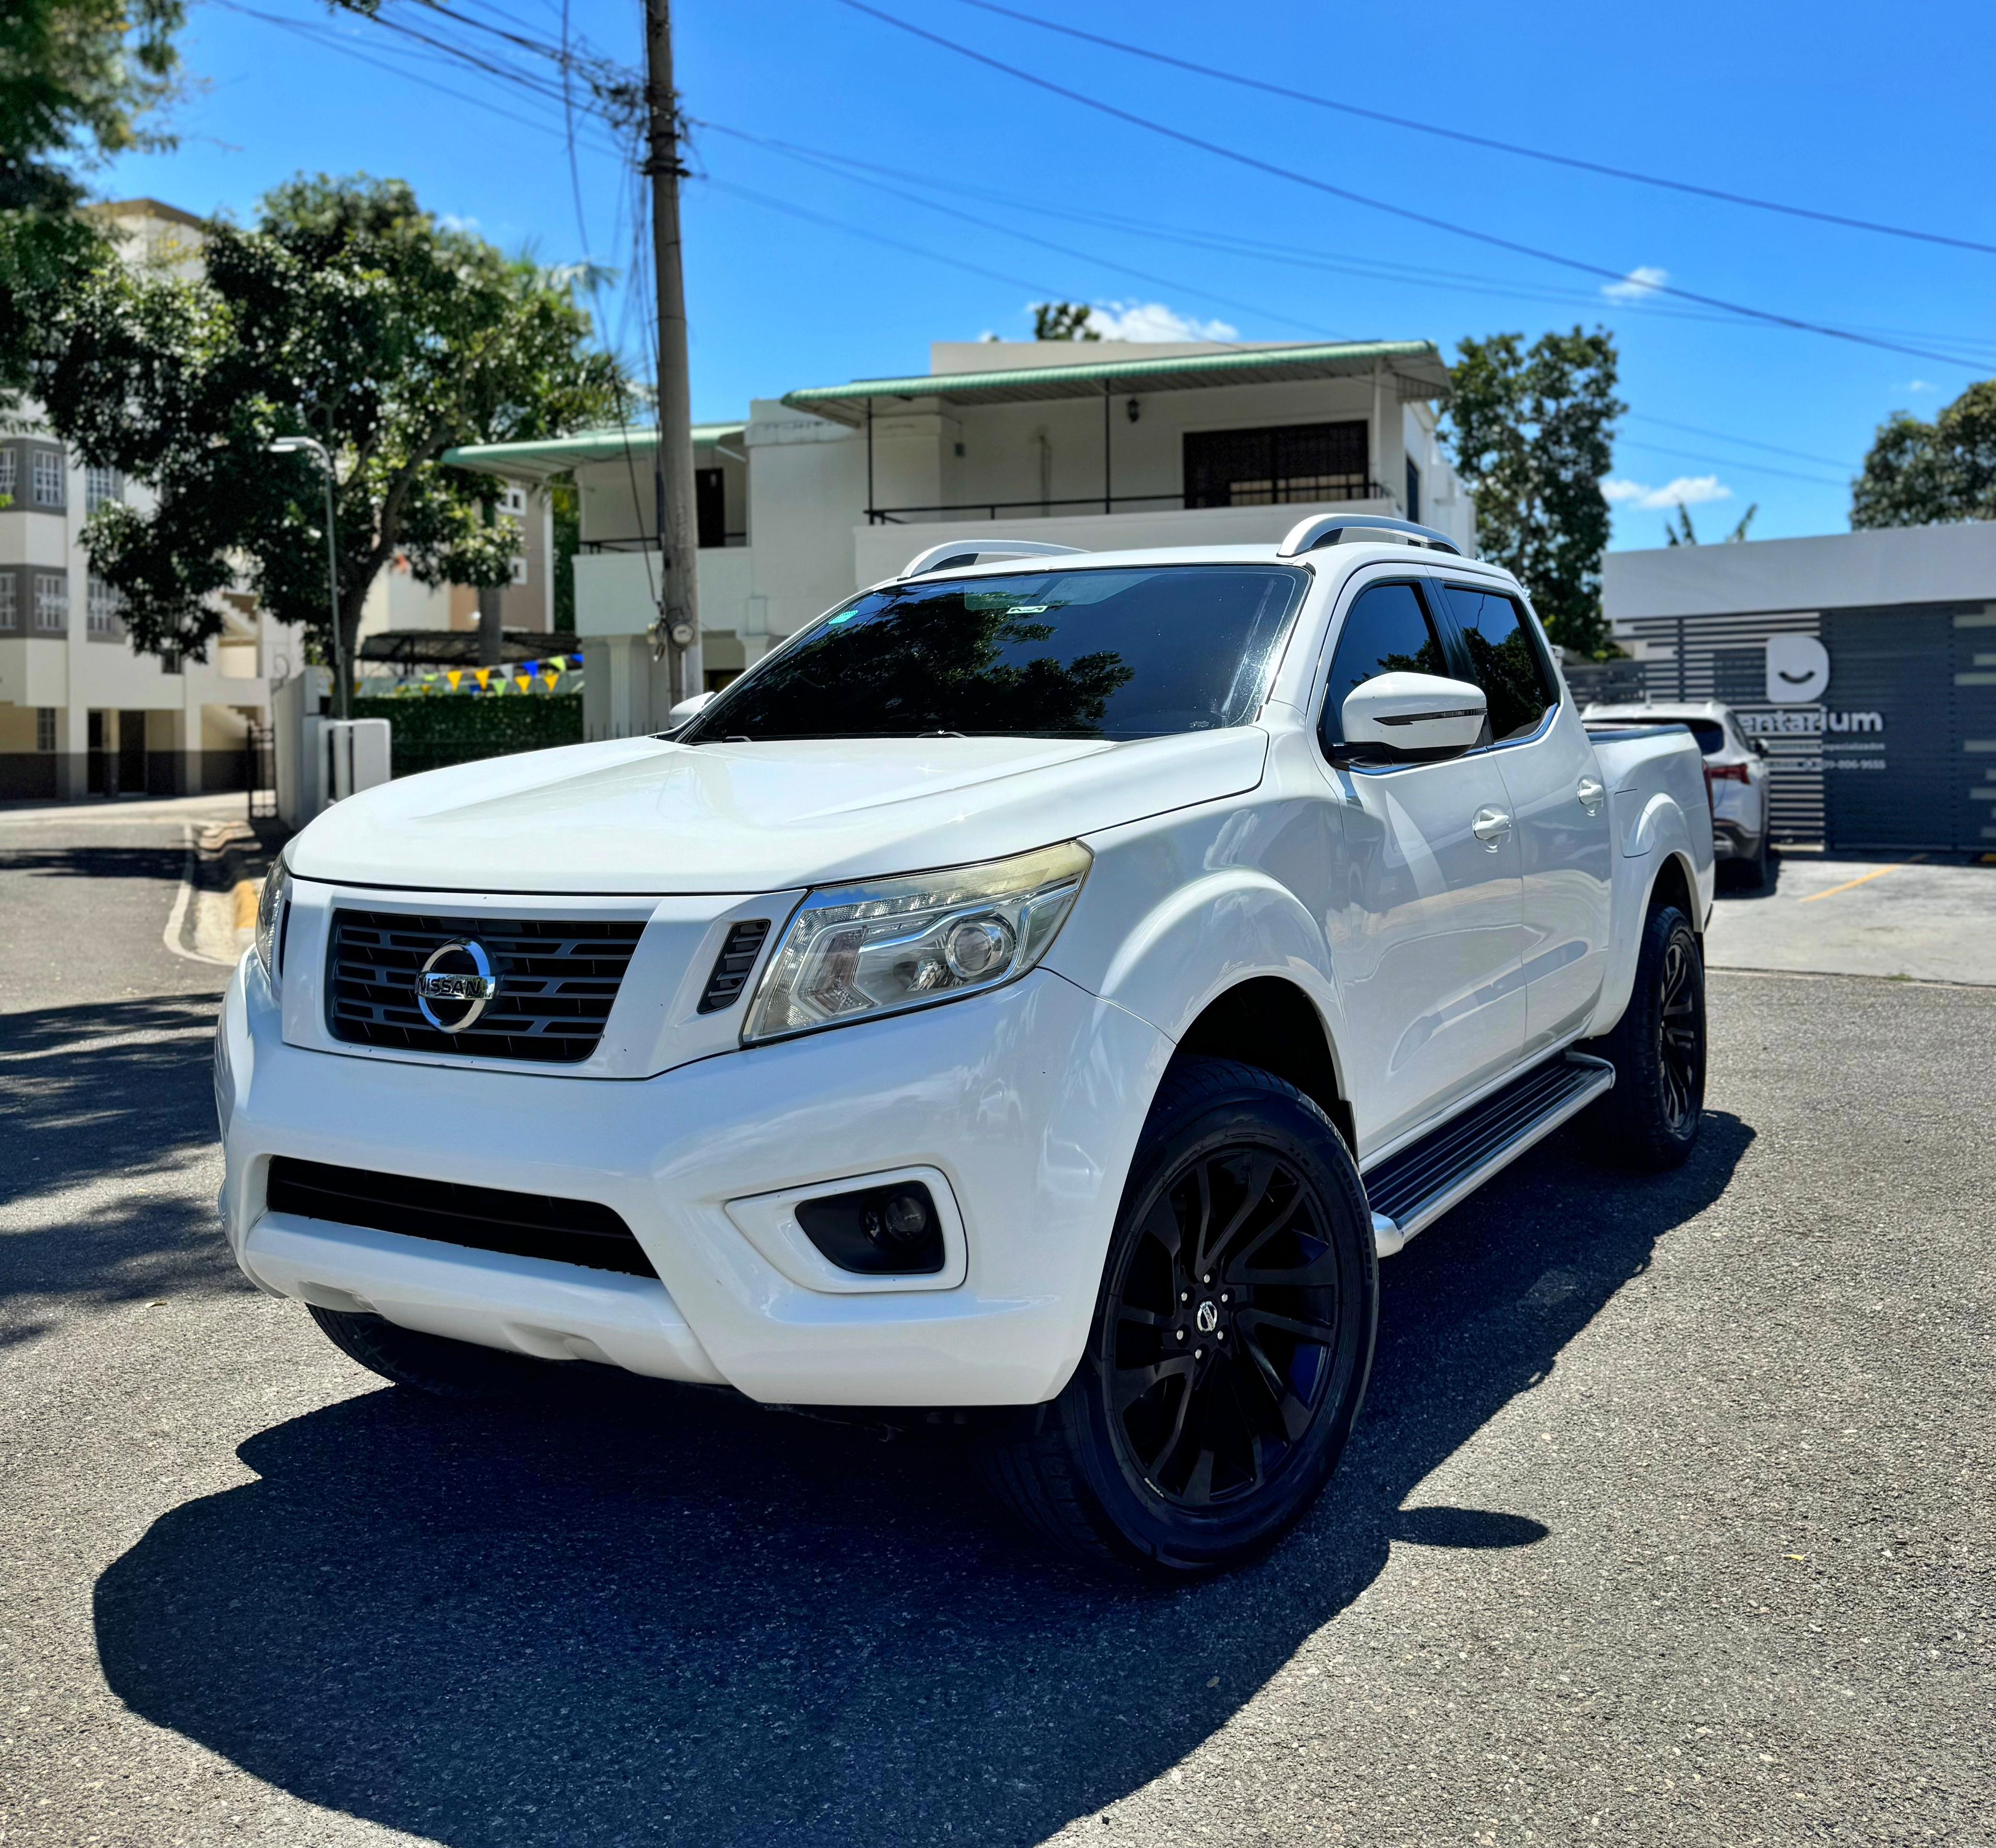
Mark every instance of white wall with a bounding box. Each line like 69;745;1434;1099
1604;522;1996;621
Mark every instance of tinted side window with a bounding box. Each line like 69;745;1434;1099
1440;587;1558;742
1319;581;1447;749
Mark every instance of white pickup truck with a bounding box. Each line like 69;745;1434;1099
216;514;1713;1577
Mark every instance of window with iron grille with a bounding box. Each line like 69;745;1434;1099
0;449;15;501
87;575;121;636
37;709;57;753
0;575;14;630
84;465;123;512
1184;422;1370;509
34;574;68;631
31;449;64;507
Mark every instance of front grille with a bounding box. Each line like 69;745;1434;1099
327;908;646;1064
266;1157;656;1278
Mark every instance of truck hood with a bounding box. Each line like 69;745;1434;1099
287;729;1269;894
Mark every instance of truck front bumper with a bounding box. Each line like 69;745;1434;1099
214;956;1171;1407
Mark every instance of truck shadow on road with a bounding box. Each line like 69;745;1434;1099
94;1114;1751;1848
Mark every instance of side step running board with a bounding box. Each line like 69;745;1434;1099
1364;1052;1615;1258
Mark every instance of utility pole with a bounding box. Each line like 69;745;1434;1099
642;0;699;706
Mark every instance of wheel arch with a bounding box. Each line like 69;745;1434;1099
1174;975;1355;1152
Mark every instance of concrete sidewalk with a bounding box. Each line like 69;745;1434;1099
1708;852;1996;985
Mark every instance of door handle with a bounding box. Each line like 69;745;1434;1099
1577;776;1605;813
1471;806;1513;849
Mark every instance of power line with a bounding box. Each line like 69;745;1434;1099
211;0;619;152
1624;415;1860;473
698;121;1897;487
698;123;1343;339
704;120;1824;336
701;178;1079;300
949;0;1996;261
835;0;1991;373
1612;440;1851;489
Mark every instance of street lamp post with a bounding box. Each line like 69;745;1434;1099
268;436;345;719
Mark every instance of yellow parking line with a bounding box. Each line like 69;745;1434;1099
1799;855;1925;903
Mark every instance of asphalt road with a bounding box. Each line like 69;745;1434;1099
2;803;1990;1848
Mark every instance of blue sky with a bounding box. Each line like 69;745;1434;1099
103;0;1996;550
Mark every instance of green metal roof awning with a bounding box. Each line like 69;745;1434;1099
782;340;1447;426
441;422;745;479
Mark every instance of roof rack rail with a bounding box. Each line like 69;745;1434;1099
1277;513;1462;558
899;538;1088;579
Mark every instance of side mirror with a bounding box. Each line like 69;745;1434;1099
1337;672;1486;762
665;690;713;732
1752;738;1768;759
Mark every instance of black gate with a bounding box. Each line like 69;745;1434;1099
245;722;277;821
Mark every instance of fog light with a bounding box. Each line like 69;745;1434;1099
881;1192;928;1243
795;1181;945;1276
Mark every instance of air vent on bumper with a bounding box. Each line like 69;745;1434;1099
698;919;770;1013
266;1157;657;1279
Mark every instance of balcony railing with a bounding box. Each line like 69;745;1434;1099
864;485;1396;525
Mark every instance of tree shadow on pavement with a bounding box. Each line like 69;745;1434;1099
94;1113;1753;1848
0;845;191;884
0;995;244;1319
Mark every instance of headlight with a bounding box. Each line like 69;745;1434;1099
253;858;290;990
743;840;1092;1043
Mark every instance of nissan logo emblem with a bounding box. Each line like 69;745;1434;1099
416;939;499;1032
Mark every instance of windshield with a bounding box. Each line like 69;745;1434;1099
679;564;1308;743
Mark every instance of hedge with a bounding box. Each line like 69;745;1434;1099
350;695;584;779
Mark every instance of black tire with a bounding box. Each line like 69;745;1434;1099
307;1303;553;1400
1586;901;1706;1170
978;1056;1377;1579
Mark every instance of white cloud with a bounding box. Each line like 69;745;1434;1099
1602;264;1668;303
1602;474;1733;510
1907;379;1937;393
438;213;481;233
1085;301;1238;342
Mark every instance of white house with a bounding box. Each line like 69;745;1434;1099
444;335;1472;741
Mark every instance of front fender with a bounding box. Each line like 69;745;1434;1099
1051;866;1343;1056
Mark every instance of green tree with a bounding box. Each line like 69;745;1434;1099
1444;327;1624;658
31;174;621;713
1032;301;1100;342
1;0;187;403
1851;380;1996;528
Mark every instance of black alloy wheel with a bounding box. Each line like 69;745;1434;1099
1105;1145;1342;1512
1585;900;1707;1170
979;1057;1377;1577
1656;927;1703;1137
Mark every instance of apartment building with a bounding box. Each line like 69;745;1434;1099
0;200;287;803
0;428;282;801
444;335;1471;739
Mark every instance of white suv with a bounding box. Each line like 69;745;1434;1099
1585;699;1770;887
217;516;1713;1576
